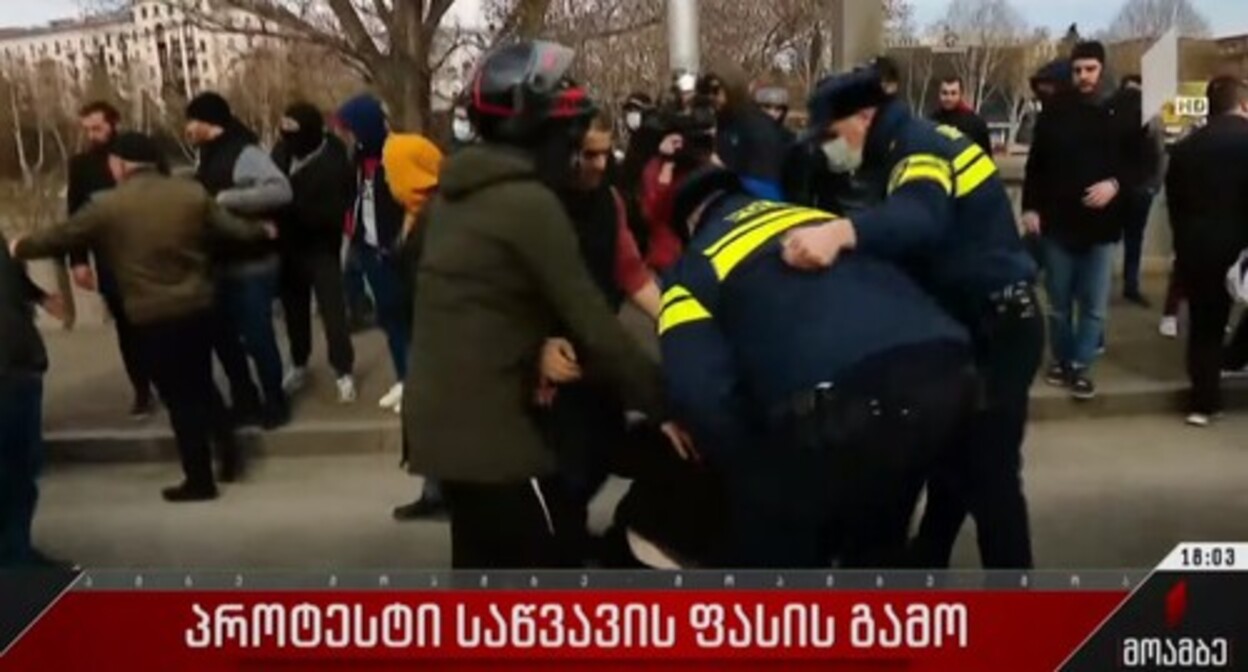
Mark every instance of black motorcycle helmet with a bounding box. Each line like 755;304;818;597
467;40;595;144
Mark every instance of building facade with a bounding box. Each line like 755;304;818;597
0;1;279;107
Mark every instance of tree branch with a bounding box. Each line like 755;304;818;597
325;0;384;63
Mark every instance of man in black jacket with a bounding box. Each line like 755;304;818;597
931;76;993;154
1023;41;1124;402
272;102;357;404
1111;75;1166;306
0;232;63;566
67;101;155;419
1166;77;1248;427
700;69;787;200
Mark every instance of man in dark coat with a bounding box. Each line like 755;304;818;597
0;232;63;565
1166;76;1248;427
67;101;155;419
1109;74;1166;306
1022;41;1124;402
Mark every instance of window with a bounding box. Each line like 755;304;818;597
200;40;206;51
109;54;116;66
141;7;147;19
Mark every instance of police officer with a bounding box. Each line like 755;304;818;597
660;167;976;569
782;68;1043;570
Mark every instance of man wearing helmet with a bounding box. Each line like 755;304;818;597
402;41;689;569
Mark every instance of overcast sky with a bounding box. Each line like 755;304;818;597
4;0;1248;37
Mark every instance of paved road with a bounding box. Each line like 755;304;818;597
31;414;1248;570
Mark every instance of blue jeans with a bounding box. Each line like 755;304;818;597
356;243;409;379
0;375;43;567
1042;240;1113;369
221;266;286;407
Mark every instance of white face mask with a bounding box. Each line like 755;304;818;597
821;137;863;174
452;118;475;143
625;111;643;132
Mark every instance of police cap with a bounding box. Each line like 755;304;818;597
807;67;890;130
672;167;745;245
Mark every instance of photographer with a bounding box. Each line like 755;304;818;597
639;102;719;272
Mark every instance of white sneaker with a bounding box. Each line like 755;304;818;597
283;367;308;393
1159;316;1179;339
379;383;404;410
1185;413;1212;428
336;375;358;404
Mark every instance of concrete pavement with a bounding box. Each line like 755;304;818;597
36;271;1248;463
30;414;1248;570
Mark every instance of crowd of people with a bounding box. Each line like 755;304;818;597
2;34;1247;570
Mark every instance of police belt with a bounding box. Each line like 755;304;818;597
979;280;1039;323
765;343;975;430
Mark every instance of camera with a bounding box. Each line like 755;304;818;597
657;94;718;164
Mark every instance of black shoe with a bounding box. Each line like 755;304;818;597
393;498;447;521
130;394;155;421
1124;291;1152;308
162;482;218;502
261;400;292;431
1070;372;1097;401
1044;363;1070;387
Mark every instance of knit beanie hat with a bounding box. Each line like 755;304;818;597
186;92;233;128
382;133;443;214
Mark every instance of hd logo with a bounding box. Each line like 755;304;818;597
1119;581;1231;669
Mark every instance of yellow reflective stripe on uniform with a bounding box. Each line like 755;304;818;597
658;295;713;335
956;155;998;198
935;125;964;141
708;210;831;280
953;145;985;172
724;200;787;225
892;159;954;195
706;205;815;257
661;285;691;308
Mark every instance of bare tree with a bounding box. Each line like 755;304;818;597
1105;0;1210;40
938;0;1027;112
1000;28;1054;142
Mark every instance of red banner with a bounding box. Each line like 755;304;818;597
0;589;1125;671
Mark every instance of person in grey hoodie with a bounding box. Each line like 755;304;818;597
186;92;294;430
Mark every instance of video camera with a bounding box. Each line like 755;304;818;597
656;94;718;164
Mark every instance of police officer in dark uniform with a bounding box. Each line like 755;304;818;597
660;167;976;569
782;68;1043;570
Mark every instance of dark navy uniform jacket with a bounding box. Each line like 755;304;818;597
658;193;969;458
852;99;1035;322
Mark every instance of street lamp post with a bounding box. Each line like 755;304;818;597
667;0;699;76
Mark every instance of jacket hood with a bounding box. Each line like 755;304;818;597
438;144;537;201
382;133;444;213
1030;59;1072;97
336;94;389;158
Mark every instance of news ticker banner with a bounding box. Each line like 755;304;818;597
0;544;1244;672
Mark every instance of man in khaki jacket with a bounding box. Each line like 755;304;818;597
10;133;274;502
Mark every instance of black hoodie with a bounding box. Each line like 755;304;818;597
1023;74;1126;250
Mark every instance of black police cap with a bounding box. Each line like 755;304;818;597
807;68;890;129
672;167;746;245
